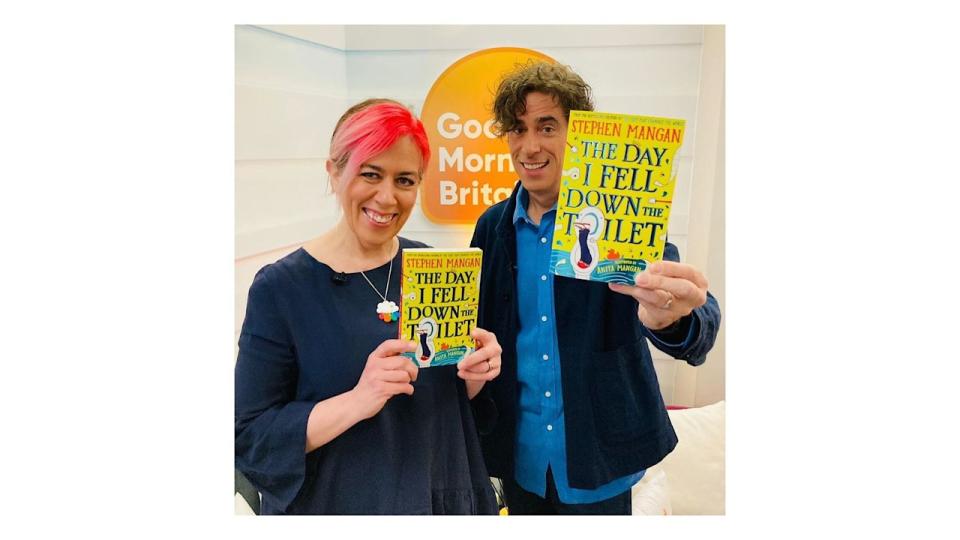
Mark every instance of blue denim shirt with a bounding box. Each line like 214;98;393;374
512;186;660;503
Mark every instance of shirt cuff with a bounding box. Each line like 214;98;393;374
647;312;699;349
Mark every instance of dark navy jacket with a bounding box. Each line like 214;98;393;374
469;184;721;489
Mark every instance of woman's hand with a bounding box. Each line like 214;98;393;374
305;339;417;452
350;339;419;421
458;328;503;399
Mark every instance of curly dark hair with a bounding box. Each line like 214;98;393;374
491;61;594;136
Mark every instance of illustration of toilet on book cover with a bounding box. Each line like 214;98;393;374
551;110;686;284
399;248;482;367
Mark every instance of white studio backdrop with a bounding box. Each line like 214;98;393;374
235;24;725;407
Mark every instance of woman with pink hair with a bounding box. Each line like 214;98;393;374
235;100;502;514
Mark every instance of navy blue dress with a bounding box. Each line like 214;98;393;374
235;237;497;515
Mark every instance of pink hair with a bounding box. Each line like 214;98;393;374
329;101;431;193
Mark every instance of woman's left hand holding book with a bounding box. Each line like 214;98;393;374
457;327;503;399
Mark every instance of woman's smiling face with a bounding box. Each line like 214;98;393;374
332;135;422;249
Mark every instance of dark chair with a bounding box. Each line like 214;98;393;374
235;469;261;515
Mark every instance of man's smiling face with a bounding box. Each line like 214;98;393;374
505;91;568;200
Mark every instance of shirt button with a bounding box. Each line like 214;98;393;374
540;274;547;281
541;315;548;322
546;424;553;431
542;354;549;361
545;391;552;398
540;237;547;244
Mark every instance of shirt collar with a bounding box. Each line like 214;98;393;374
512;184;557;226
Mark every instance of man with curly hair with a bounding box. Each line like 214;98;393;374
469;61;722;514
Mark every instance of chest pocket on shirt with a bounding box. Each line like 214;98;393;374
588;338;663;443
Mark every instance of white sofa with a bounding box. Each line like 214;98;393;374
631;400;726;515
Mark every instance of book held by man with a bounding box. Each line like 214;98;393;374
399;248;482;367
550;110;685;284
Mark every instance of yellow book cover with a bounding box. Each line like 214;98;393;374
399;248;482;367
550;110;685;284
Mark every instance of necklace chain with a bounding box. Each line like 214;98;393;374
359;257;393;302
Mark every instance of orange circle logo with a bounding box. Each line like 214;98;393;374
420;47;556;224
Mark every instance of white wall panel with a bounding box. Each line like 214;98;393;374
237;25;348;95
691;26;725;407
345;49;470;106
235;85;345;160
551;45;703;96
235;159;337;257
257;25;347;51
235;24;350;265
235;160;329;230
235;160;330;231
344;25;703;51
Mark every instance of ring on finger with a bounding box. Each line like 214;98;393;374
661;293;674;310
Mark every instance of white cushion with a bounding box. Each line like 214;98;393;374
663;400;725;514
235;493;256;515
632;400;725;515
631;468;672;515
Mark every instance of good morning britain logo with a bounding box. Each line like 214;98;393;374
420;47;555;224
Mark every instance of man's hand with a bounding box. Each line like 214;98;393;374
609;261;709;330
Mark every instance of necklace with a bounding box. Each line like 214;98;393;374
359;257;400;323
